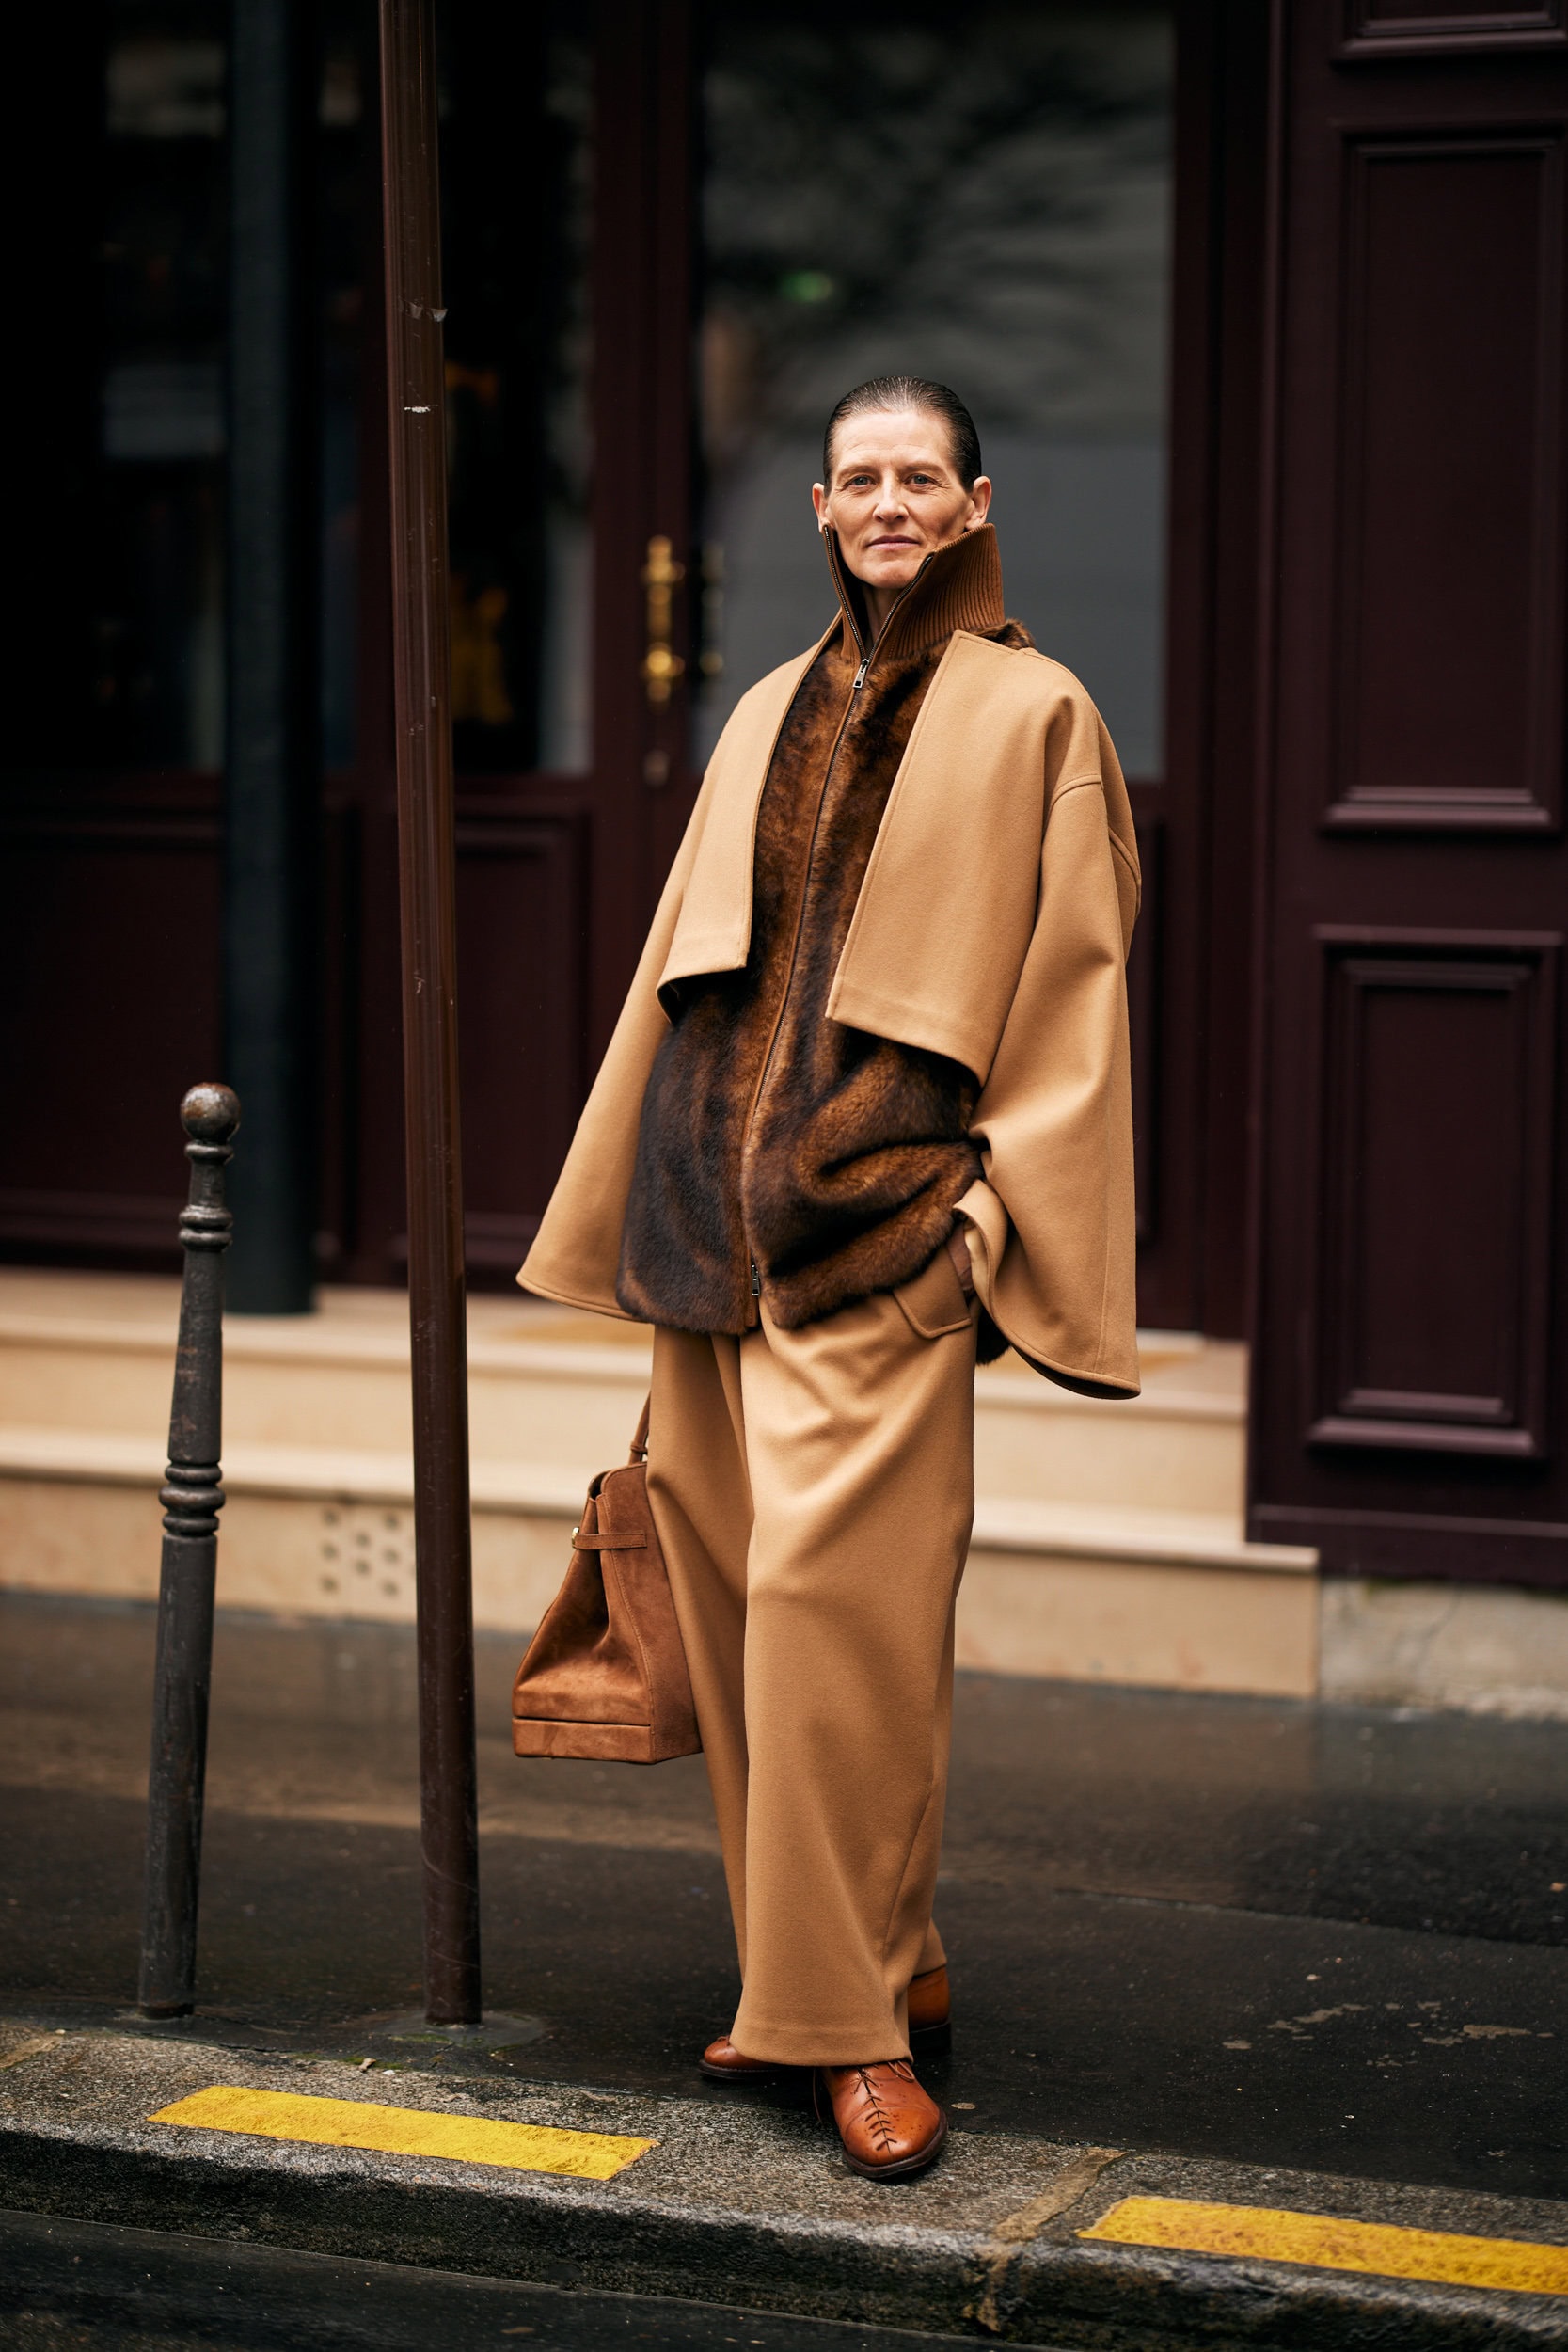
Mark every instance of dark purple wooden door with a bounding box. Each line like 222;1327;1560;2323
341;0;699;1289
1248;1;1568;1583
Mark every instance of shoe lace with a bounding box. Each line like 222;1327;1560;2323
852;2061;915;2151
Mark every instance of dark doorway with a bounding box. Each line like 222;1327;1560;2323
1;0;1252;1344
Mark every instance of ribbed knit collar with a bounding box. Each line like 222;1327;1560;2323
823;521;1006;664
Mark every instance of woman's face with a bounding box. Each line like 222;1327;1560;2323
812;408;991;598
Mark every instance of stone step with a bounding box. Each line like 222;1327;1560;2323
0;1418;1315;1697
972;1349;1243;1517
0;1272;1245;1518
0;1268;1292;1694
0;1423;576;1638
15;1268;1568;1714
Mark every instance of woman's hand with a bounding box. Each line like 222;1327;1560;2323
945;1222;974;1298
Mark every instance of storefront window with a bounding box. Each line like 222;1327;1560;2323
97;3;229;769
439;8;592;775
14;2;367;774
698;1;1172;777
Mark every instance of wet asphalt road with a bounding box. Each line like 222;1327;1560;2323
3;1595;1566;2202
0;2208;990;2352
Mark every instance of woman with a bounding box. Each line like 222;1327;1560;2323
520;376;1140;2181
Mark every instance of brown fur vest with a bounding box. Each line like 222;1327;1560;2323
616;530;1030;1343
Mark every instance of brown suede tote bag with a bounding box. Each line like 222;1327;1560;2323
511;1400;701;1765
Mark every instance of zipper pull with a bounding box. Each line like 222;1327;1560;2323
852;655;870;691
750;1258;761;1298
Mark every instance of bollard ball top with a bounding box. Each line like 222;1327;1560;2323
181;1083;241;1143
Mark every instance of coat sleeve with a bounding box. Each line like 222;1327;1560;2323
956;720;1142;1398
515;647;815;1320
516;794;708;1319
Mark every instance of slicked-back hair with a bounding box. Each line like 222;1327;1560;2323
822;377;982;492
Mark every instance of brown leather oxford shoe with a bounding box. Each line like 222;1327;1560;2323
817;2060;948;2181
698;2034;779;2081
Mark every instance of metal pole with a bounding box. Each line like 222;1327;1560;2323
377;0;482;2026
223;0;318;1314
139;1084;241;2018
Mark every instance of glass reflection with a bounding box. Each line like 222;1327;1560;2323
699;3;1171;776
440;9;592;775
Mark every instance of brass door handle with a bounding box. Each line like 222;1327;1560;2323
641;535;686;706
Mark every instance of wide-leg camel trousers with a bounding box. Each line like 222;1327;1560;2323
645;1248;977;2068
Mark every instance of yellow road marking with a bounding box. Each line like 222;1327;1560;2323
1082;2197;1568;2296
150;2087;653;2181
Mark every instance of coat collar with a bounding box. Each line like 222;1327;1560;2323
823;521;1006;665
657;525;1034;1014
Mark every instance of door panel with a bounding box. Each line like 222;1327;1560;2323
1310;932;1557;1455
1248;1;1568;1584
1337;2;1567;59
0;784;221;1264
1328;131;1563;829
452;805;590;1273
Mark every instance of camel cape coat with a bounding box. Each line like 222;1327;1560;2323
518;625;1142;1396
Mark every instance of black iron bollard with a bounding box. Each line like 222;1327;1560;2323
138;1084;241;2019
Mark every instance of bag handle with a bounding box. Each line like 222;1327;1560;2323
629;1393;651;1464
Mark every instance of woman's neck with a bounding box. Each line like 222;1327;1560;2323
862;579;902;637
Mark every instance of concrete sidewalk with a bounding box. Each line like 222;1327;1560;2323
3;2016;1567;2345
4;1596;1568;2344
